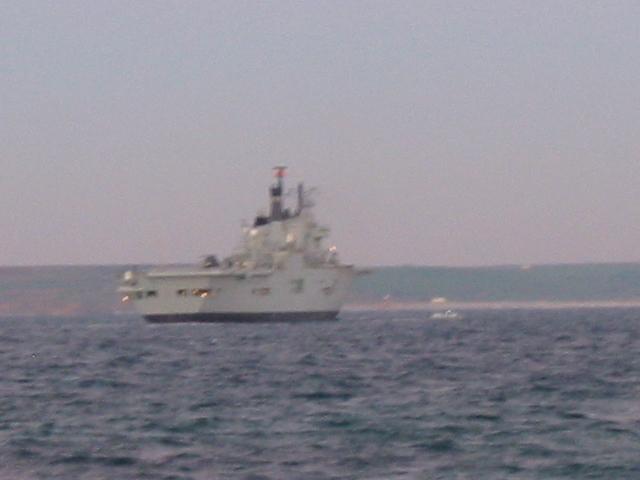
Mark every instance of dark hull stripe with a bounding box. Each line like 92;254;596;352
144;311;340;323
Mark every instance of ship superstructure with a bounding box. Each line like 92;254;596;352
118;167;356;322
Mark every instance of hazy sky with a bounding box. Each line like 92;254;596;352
2;1;639;267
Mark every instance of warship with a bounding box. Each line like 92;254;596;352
118;167;357;322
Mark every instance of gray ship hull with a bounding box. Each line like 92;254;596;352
145;310;339;323
118;168;361;324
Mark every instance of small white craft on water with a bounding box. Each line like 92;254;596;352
430;309;462;320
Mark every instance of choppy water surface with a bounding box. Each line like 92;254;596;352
2;308;640;479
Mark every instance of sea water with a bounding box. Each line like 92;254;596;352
1;308;640;479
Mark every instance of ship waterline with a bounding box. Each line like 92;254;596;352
144;311;340;323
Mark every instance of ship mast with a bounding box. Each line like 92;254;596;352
270;166;287;220
296;182;304;215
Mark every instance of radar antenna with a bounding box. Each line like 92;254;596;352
296;183;317;213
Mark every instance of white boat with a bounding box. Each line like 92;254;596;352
430;309;462;320
118;167;358;323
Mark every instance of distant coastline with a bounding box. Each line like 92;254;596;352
2;263;640;317
345;299;640;312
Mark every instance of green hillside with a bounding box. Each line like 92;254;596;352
352;264;640;302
